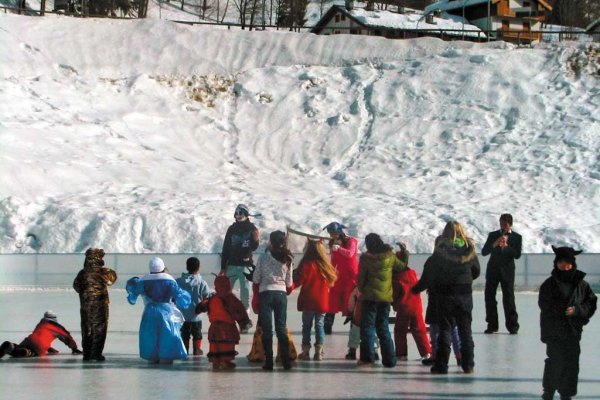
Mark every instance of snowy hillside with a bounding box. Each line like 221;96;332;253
0;11;599;254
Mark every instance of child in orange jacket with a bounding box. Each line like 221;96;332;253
196;275;251;370
393;243;432;362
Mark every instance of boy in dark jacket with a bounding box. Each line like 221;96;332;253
73;248;117;361
539;246;597;400
0;311;82;358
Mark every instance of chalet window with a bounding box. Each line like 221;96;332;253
335;15;340;22
523;1;530;6
334;30;341;34
350;28;359;34
341;14;346;21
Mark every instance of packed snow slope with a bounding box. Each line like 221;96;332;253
0;14;599;254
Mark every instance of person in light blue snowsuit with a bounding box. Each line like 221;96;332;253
126;257;191;364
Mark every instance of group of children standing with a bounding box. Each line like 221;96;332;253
0;205;597;400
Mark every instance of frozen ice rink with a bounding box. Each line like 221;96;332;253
0;291;598;400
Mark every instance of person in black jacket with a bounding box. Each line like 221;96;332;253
482;213;522;334
412;220;480;374
220;204;260;323
539;245;597;400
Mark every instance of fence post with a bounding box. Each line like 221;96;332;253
524;254;529;288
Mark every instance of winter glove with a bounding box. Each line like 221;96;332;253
195;298;210;314
47;347;59;354
243;265;256;282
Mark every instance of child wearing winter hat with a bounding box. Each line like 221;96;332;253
195;275;251;370
0;311;82;359
539;246;597;400
176;257;213;356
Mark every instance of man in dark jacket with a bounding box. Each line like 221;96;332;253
539;246;596;400
220;204;259;323
482;213;522;334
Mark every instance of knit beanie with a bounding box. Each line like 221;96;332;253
235;204;250;217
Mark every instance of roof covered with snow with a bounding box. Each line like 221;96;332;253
317;6;485;38
424;0;491;14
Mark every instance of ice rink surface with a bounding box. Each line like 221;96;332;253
0;291;598;400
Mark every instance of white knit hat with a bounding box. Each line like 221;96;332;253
149;257;166;273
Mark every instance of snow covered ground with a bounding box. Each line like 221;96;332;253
0;3;599;256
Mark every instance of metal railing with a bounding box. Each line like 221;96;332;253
1;252;598;291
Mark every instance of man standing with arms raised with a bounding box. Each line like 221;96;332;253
482;213;522;334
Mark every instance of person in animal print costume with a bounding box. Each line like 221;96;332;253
73;248;117;361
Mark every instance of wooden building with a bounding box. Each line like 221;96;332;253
311;4;486;42
425;0;552;44
586;18;600;42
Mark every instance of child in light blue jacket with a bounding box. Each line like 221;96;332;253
176;257;212;355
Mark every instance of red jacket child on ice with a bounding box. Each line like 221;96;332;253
392;243;432;362
196;275;251;370
0;311;82;359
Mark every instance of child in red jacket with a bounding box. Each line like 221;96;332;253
196;275;251;370
294;239;338;361
0;311;82;358
392;243;432;362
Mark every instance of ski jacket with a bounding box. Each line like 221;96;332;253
19;318;78;356
539;269;597;342
328;236;359;314
176;273;212;322
294;261;333;313
221;219;259;269
357;250;405;303
392;267;424;314
412;240;480;296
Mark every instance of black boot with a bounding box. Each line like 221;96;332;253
0;341;13;359
345;348;357;360
262;338;274;371
541;390;554;400
279;338;292;370
324;313;335;335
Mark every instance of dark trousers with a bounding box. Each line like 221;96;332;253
543;339;580;397
258;290;288;359
485;267;519;332
435;293;474;371
359;300;396;367
181;321;203;342
80;303;109;359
